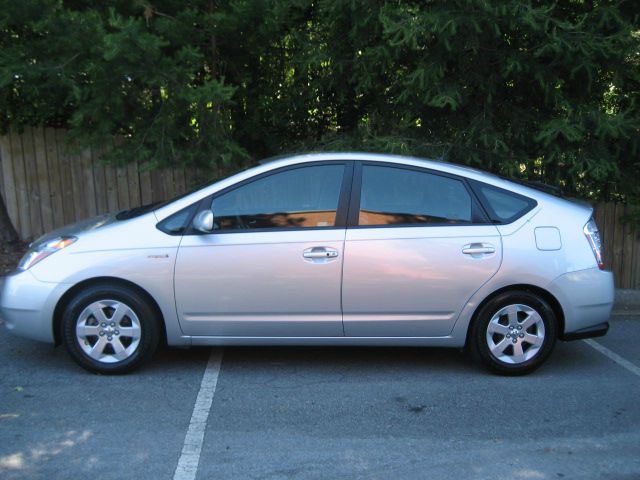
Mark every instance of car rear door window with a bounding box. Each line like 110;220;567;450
358;165;473;226
211;164;345;230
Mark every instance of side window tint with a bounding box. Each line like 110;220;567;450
473;182;536;224
157;203;198;235
211;164;344;230
359;165;472;226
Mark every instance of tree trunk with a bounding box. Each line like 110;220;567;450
0;193;19;244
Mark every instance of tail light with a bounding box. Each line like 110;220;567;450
583;217;604;270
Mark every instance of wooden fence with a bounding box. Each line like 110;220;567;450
0;127;211;241
593;203;640;290
1;127;639;288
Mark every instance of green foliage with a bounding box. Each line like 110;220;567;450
0;0;638;201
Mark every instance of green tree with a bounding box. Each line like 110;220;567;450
0;0;638;217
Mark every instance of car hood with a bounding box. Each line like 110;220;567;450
30;214;116;248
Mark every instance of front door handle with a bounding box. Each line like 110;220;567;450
303;247;339;259
462;243;496;255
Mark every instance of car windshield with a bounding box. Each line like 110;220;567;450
115;180;212;220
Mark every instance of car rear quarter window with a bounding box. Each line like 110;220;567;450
358;165;474;226
471;181;537;224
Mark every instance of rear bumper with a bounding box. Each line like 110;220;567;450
547;267;614;339
0;269;70;343
561;321;609;341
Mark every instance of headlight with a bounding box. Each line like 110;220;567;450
18;236;77;270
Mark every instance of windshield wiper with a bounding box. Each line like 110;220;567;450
116;202;162;220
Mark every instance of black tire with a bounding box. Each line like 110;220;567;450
470;290;557;375
62;283;160;374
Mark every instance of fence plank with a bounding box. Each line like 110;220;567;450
100;150;118;213
10;130;31;238
116;165;129;211
33;127;53;233
602;203;615;273
173;166;186;197
620;205;634;288
127;162;141;207
630;226;639;290
0;136;19;235
634;229;640;290
44;128;65;229
139;162;152;205
92;146;108;215
0;139;4;207
80;147;97;218
22;127;45;237
56;130;77;225
612;204;626;287
162;168;175;202
150;168;164;203
69;144;87;222
184;165;196;191
625;226;640;288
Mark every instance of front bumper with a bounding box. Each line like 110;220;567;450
0;269;71;343
547;267;614;340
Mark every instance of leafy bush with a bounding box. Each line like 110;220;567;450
1;0;638;202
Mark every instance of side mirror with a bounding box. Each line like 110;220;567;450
193;210;214;233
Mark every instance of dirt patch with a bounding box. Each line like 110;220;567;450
1;242;27;275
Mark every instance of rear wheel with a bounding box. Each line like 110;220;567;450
62;284;160;374
470;291;557;375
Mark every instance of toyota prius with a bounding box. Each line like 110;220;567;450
0;153;613;375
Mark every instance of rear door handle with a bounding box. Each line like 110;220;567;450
303;247;339;259
462;243;495;255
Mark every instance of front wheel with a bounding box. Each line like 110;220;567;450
470;291;558;375
61;284;160;374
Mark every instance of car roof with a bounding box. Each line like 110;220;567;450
261;151;494;178
153;152;572;221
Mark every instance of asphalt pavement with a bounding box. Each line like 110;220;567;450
1;311;639;479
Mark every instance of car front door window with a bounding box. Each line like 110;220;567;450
211;164;345;230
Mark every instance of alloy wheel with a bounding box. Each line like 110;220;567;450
75;300;142;363
485;303;545;364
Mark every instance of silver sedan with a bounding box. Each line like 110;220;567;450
0;153;613;375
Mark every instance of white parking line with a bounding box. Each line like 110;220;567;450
583;339;640;377
174;349;224;480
